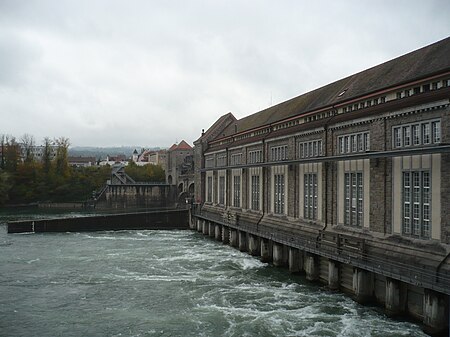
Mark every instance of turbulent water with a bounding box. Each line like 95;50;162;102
0;212;428;337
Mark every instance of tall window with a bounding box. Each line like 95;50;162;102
219;176;225;205
251;175;260;211
207;176;212;203
274;174;285;214
344;172;363;227
304;174;317;219
393;120;440;148
233;175;241;207
403;171;430;239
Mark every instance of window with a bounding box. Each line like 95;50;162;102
304;174;317;220
231;153;242;166
413;87;421;95
251;175;260;211
217;154;227;167
271;145;288;161
403;171;430;239
205;157;214;168
432;121;441;143
233;175;241;207
423;84;430;92
299;140;322;158
344;172;363;227
248;150;263;164
339;132;370;154
274;174;285;214
219;176;225;205
392;120;440;148
207;176;213;202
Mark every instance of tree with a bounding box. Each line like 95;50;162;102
21;134;35;164
3;136;19;173
0;169;12;205
54;137;70;178
42;137;53;175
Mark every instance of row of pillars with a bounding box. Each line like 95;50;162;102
192;219;448;333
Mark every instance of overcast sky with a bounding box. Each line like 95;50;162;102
0;1;449;148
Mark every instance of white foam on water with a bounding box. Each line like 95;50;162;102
26;258;40;264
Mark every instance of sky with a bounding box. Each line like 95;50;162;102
0;1;449;148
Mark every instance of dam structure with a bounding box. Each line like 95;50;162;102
191;37;450;335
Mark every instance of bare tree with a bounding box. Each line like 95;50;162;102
21;133;35;163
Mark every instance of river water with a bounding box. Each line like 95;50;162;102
0;212;428;337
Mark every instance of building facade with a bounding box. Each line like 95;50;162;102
166;140;195;201
193;37;450;334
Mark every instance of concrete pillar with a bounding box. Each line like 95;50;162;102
385;278;403;316
196;219;202;232
288;248;301;273
328;260;340;290
352;268;374;304
229;229;238;248
208;223;215;238
423;289;448;335
202;221;208;235
273;243;284;267
248;235;260;256
260;238;271;263
214;224;222;241
238;231;247;252
222;226;229;244
304;253;319;281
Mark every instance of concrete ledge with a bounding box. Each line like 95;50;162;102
8;209;189;233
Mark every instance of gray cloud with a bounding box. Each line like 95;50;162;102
0;0;449;147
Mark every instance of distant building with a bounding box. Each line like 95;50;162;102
148;149;167;171
166;140;194;199
68;156;97;167
19;145;58;162
99;155;128;166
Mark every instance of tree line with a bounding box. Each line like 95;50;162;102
0;134;165;206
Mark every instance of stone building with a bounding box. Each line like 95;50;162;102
193;37;450;334
166;140;195;201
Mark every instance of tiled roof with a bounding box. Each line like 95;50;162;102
220;37;450;138
176;140;193;150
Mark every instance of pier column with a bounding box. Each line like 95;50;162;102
229;229;238;247
260;238;271;263
288;248;302;273
208;223;215;238
328;260;340;290
196;219;202;232
222;226;229;244
304;253;319;281
273;243;284;267
352;268;374;304
214;224;222;241
248;235;260;256
385;278;404;316
238;231;247;252
202;221;208;235
423;289;448;335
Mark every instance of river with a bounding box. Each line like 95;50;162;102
0;211;428;336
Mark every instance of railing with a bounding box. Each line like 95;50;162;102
193;207;450;295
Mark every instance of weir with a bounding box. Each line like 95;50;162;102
8;209;189;233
